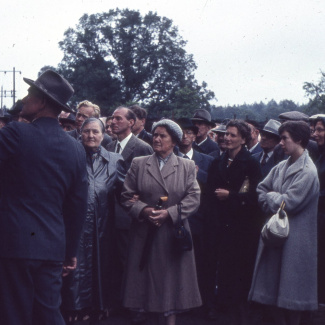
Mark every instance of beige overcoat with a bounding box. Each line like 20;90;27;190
121;153;202;312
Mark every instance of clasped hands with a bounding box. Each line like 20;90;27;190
141;207;169;227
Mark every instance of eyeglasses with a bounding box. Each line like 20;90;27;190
183;130;194;136
313;128;325;134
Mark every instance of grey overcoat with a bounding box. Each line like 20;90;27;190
249;150;319;310
121;153;202;312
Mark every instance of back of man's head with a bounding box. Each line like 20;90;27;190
129;105;147;120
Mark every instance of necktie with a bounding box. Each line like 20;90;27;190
261;152;268;166
183;154;190;159
116;143;121;154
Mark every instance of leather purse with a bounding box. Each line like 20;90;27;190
261;201;289;248
173;203;193;252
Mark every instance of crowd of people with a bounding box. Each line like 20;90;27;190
0;70;324;325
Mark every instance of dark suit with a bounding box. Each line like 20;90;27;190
106;135;153;229
192;150;214;188
249;142;263;156
106;134;153;289
177;150;214;302
68;128;112;147
193;136;220;155
0;118;88;325
253;151;278;179
137;128;153;146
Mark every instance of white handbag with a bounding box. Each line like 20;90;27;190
261;201;289;248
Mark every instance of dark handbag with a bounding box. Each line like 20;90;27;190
173;203;193;252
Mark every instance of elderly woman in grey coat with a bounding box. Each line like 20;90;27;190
249;121;319;325
121;119;202;325
61;118;125;323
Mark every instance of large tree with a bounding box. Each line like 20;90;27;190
303;70;325;114
53;9;215;116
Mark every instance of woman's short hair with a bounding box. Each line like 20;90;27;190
81;117;105;134
278;121;310;149
312;117;325;128
226;119;252;145
152;119;183;144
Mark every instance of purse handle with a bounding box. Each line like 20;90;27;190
279;200;286;219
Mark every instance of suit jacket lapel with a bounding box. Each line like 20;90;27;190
122;134;136;161
192;150;201;165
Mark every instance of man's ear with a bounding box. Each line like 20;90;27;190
129;118;135;128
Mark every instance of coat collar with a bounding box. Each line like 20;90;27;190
145;152;179;194
99;146;111;163
282;150;310;180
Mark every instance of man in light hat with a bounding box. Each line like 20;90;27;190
253;119;282;178
191;109;220;155
0;70;88;325
211;123;227;157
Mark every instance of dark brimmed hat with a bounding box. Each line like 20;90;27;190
261;119;281;137
0;111;12;124
278;111;309;122
23;70;74;113
176;118;199;134
59;113;76;124
191;109;215;126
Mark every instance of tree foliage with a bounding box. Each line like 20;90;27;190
50;9;215;116
211;99;305;123
303;71;325;114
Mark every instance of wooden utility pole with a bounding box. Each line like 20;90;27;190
0;67;22;107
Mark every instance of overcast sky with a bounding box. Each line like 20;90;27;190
0;0;325;109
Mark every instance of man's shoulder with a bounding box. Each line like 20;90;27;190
252;151;262;160
138;129;153;144
200;137;219;153
193;149;213;162
130;135;153;153
67;129;79;139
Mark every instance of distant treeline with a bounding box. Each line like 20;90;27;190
210;99;310;123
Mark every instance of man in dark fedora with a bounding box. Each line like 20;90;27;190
0;70;88;325
253;119;282;178
0;110;12;128
59;111;76;132
177;117;214;186
191;109;220;155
